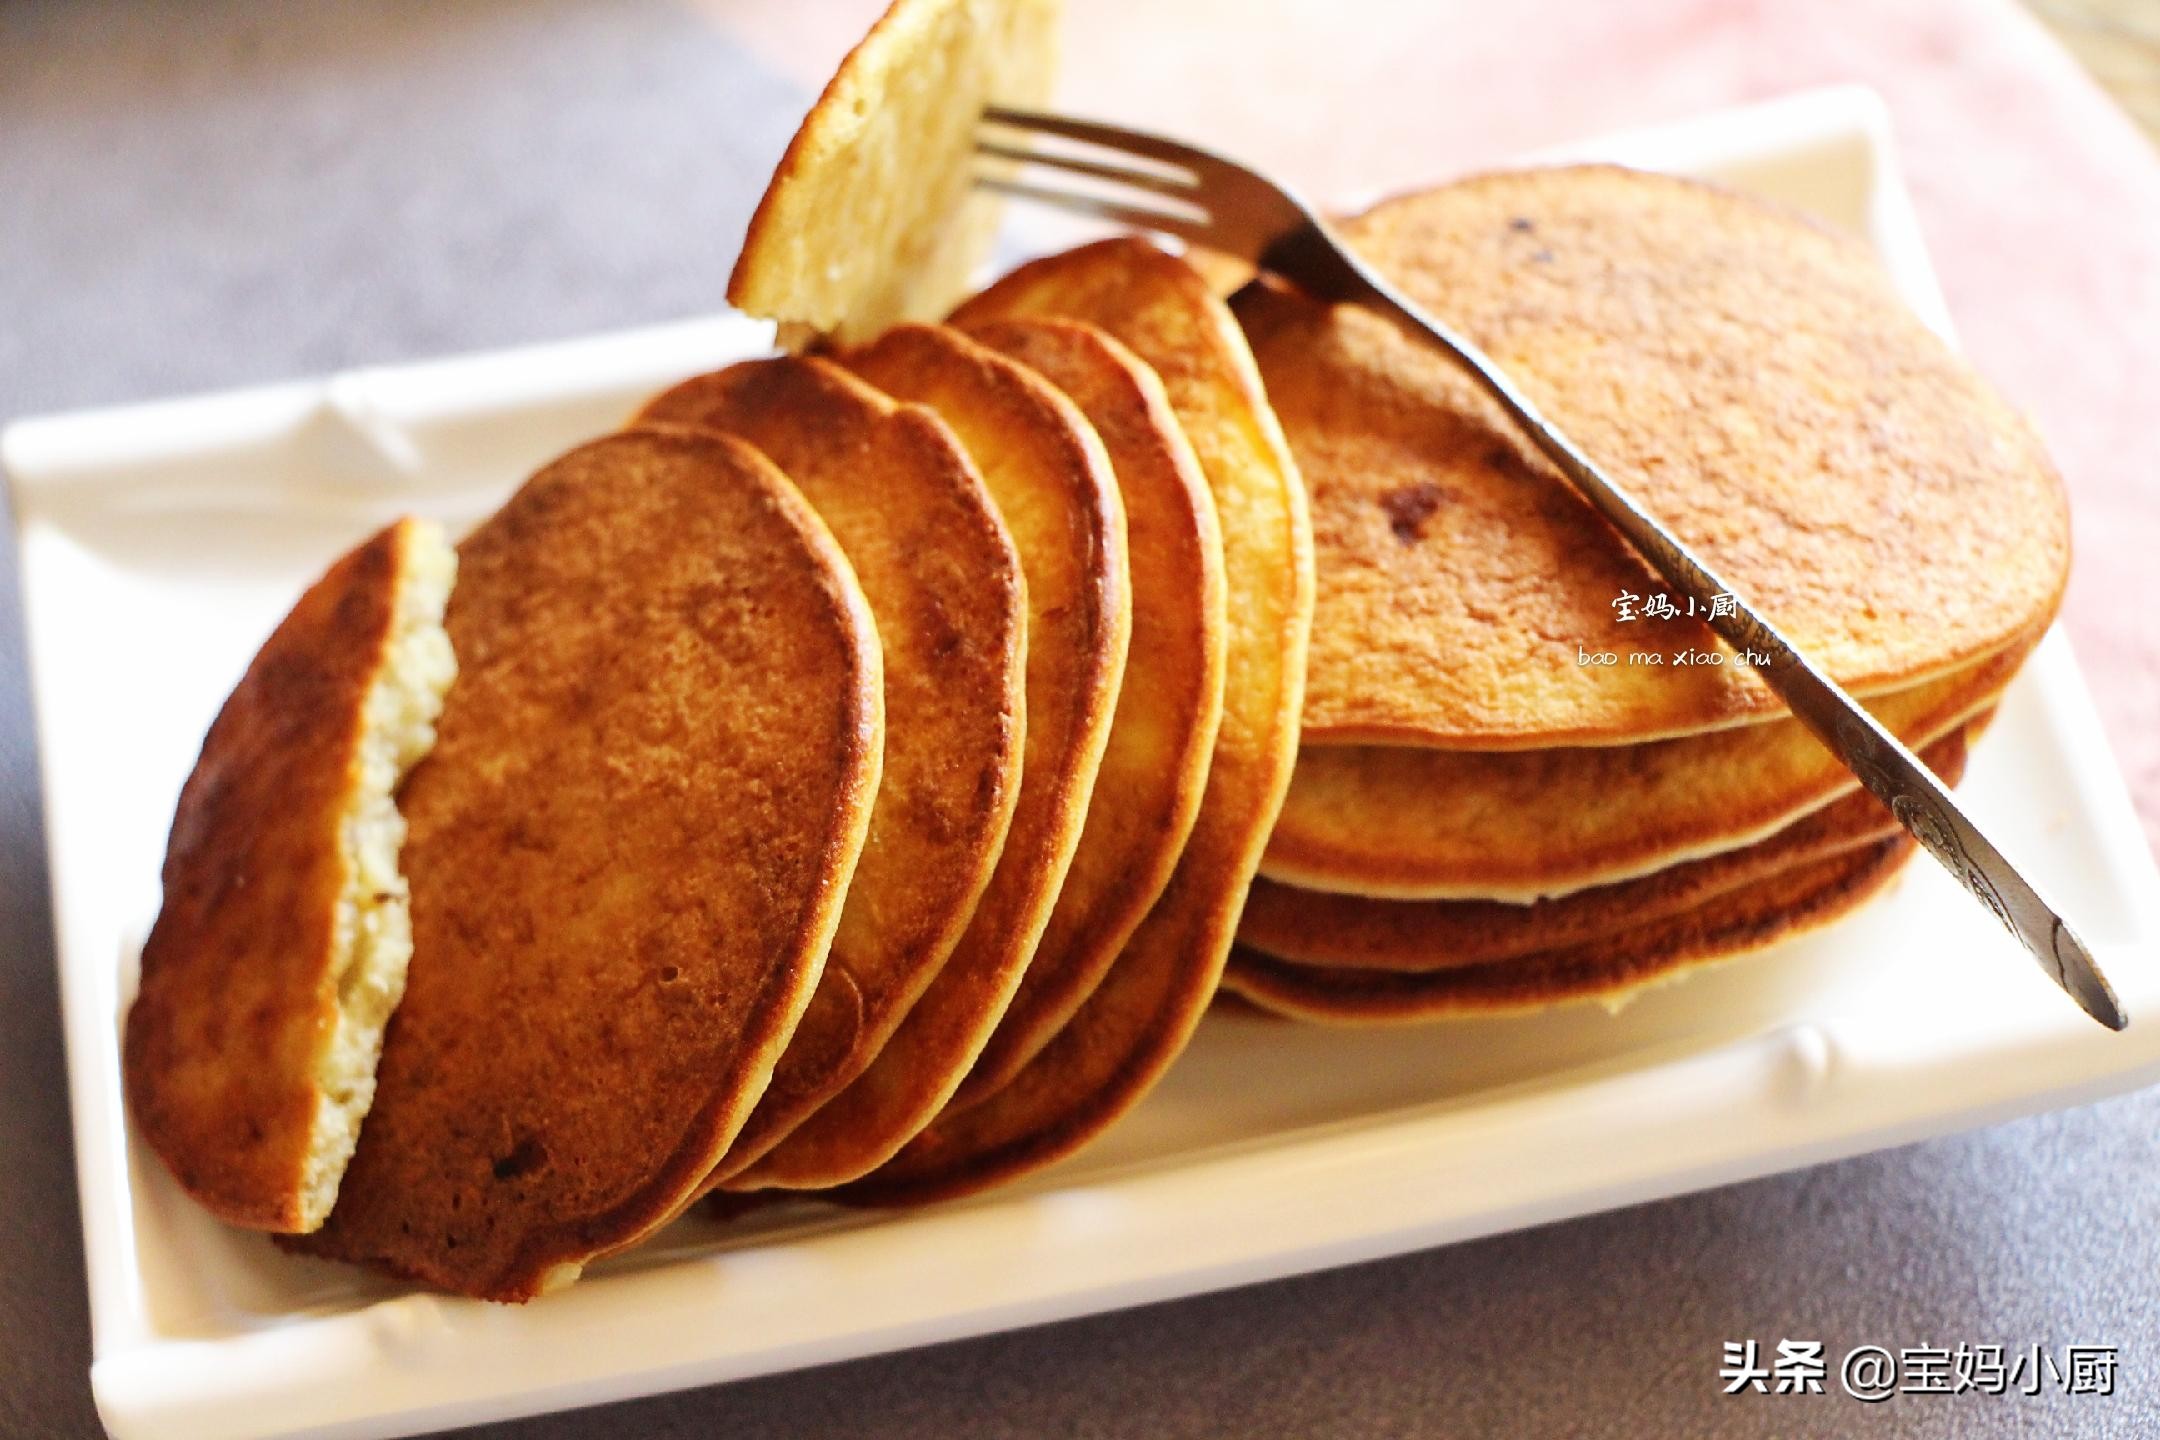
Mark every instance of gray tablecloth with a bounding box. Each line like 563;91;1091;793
3;3;2153;1435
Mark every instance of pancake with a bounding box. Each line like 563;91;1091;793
1262;633;2030;902
1225;837;1917;1022
1240;725;1973;971
947;316;1227;1106
836;237;1312;1204
1244;165;2069;749
635;358;1027;1182
728;0;1061;345
729;323;1130;1188
1182;245;1259;299
288;428;882;1300
124;517;455;1234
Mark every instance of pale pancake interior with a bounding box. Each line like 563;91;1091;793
728;0;1061;345
302;521;457;1229
123;516;456;1235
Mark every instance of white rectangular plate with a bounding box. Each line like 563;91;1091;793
10;85;2160;1440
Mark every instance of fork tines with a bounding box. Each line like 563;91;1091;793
974;108;1215;243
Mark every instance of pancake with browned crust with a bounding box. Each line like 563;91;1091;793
1240;725;1972;971
730;323;1129;1189
124;517;455;1234
287;428;882;1300
1246;165;2069;749
1226;837;1917;1022
728;0;1061;345
1263;634;2030;902
635;359;1026;1183
836;238;1311;1205
946;316;1227;1107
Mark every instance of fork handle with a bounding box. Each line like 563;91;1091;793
1303;239;2124;1030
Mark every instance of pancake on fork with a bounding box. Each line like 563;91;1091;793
289;427;882;1300
945;316;1228;1107
729;0;1062;345
839;237;1311;1204
1238;725;1973;972
635;358;1027;1185
1262;635;2030;902
1236;167;2069;750
726;323;1131;1189
125;517;455;1234
1226;837;1919;1023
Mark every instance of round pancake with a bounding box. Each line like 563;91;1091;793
836;237;1311;1205
1239;725;1972;971
731;323;1130;1189
1263;634;2030;901
1253;165;2069;748
634;358;1027;1183
727;0;1061;345
124;517;454;1234
287;428;882;1300
947;316;1228;1107
1225;837;1917;1022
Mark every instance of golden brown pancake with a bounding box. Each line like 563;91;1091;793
288;428;882;1300
635;358;1026;1181
1244;165;2069;748
1240;725;1972;971
836;237;1312;1205
124;517;455;1234
1262;634;2030;902
947;316;1228;1106
730;323;1130;1189
1225;836;1918;1022
728;0;1062;345
1182;245;1260;299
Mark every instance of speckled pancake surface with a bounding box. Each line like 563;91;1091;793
124;517;452;1235
1257;164;2069;748
1264;635;2029;902
1226;837;1917;1022
732;323;1130;1189
636;358;1027;1184
947;316;1228;1106
289;428;882;1300
1240;726;1972;971
839;238;1311;1204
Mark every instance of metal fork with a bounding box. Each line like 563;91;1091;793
976;105;2127;1032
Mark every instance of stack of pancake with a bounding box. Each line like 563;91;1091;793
125;0;1317;1301
1220;166;2067;1021
118;0;2072;1305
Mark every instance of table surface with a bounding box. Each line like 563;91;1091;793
5;1;2159;1436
